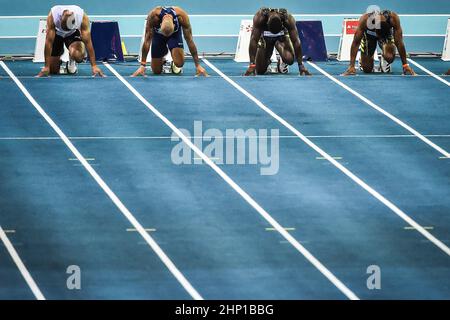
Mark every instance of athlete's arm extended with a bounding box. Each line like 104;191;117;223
391;13;415;75
244;12;263;76
286;14;310;75
343;15;367;75
249;12;263;65
36;12;55;77
80;14;104;76
179;9;208;76
141;11;155;65
132;10;155;76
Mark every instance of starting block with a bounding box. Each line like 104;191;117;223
90;21;124;62
337;18;378;62
442;18;450;61
33;19;69;63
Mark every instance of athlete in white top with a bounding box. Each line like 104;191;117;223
37;5;104;77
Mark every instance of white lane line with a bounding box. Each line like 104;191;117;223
266;227;296;231
127;228;156;232
69;158;95;161
404;226;434;230
0;225;45;300
306;61;450;159
0;61;203;301
407;58;450;87
1;134;450;141
203;58;450;257
104;62;359;300
316;156;342;160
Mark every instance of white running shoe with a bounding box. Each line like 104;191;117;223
380;55;392;73
171;61;183;74
66;59;78;74
162;60;172;74
277;56;289;74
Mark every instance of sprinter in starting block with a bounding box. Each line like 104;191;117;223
36;5;104;77
244;7;311;76
343;9;415;76
132;6;208;76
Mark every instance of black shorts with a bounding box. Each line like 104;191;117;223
360;33;395;57
151;29;184;59
51;30;82;57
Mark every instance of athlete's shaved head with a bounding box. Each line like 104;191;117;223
61;10;76;31
267;13;282;34
161;14;175;37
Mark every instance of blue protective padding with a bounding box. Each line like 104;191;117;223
296;21;328;61
90;21;124;62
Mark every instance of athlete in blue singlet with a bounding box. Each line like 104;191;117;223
132;6;208;76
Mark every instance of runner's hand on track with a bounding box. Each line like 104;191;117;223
244;65;256;76
403;65;416;76
92;65;105;77
36;66;50;78
132;66;147;77
299;65;312;76
342;65;357;76
195;65;209;77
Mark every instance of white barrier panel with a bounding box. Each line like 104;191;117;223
442;18;450;61
337;18;378;62
234;19;277;63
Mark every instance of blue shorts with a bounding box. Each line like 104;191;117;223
151;30;184;59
